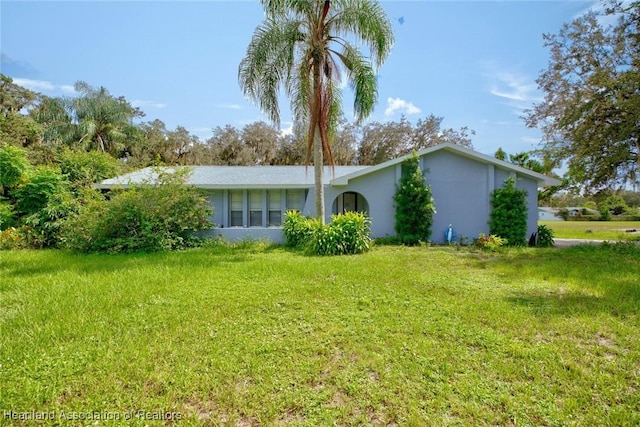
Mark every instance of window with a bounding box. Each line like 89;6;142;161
268;190;282;226
249;190;263;227
230;190;243;227
286;189;303;212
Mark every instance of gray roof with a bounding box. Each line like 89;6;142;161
331;143;562;187
97;143;562;190
95;165;367;189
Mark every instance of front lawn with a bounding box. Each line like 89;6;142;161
540;220;640;241
1;244;639;425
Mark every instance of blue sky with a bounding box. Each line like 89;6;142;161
1;0;598;157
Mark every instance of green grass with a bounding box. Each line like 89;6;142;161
1;244;639;426
540;220;640;241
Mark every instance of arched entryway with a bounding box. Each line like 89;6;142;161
332;191;369;215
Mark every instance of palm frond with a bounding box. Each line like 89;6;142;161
335;44;377;122
329;0;394;67
239;19;303;126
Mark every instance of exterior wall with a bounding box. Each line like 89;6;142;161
423;151;491;243
199;151;543;244
325;166;398;238
207;227;285;243
204;191;224;227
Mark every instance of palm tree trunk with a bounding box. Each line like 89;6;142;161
314;125;325;223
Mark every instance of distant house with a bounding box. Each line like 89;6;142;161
538;206;597;221
97;143;561;243
538;207;561;221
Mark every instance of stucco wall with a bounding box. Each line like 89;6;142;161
199;150;542;245
324;166;398;238
423;151;492;243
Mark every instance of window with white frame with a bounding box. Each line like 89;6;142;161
249;190;263;227
268;190;282;226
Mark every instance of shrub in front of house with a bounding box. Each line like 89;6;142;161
283;211;371;255
489;176;527;246
536;224;555;247
310;212;371;256
283;210;320;248
62;169;212;253
394;153;436;245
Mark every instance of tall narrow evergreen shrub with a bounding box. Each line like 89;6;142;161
393;153;436;245
489;176;528;246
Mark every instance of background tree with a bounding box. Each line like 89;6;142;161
411;114;474;151
358;118;413;165
393;153;435;245
0;75;42;149
358;115;474;165
241;121;280;165
239;0;394;222
525;2;639;192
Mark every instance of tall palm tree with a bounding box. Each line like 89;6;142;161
239;0;393;222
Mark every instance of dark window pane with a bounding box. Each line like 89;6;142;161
230;211;243;227
250;210;262;227
268;211;282;226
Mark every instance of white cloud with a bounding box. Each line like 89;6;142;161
489;72;539;103
12;78;77;95
132;99;167;109
384;97;421;117
12;78;55;92
60;85;77;94
215;103;242;110
481;62;542;116
280;122;293;137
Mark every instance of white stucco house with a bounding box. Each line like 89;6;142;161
97;143;561;243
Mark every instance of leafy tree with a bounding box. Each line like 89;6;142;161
242;121;280;165
602;194;629;215
358;115;475;165
358;118;413;165
206;125;254;165
525;2;640;192
0;144;31;197
0;75;42;148
58;149;121;188
620;190;640;208
393;153;435;245
239;0;394;222
489;176;528;246
14;167;67;216
411;114;474;150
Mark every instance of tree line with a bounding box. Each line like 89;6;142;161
0;75;474;171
